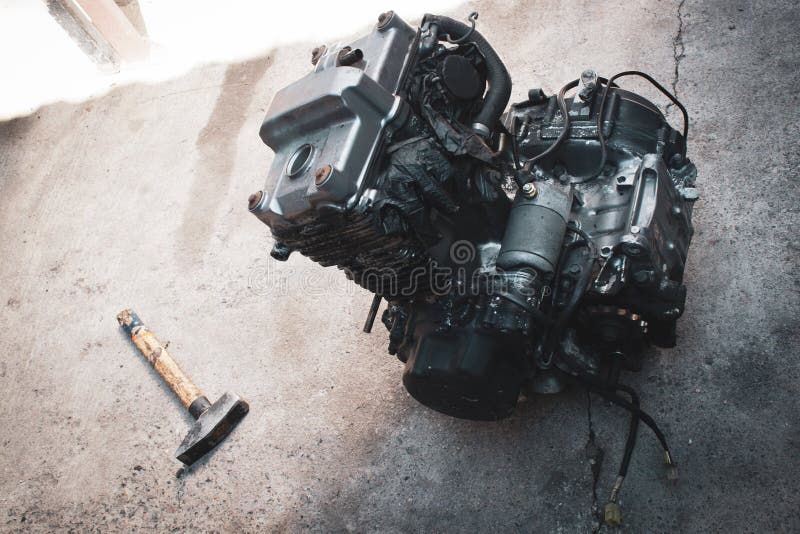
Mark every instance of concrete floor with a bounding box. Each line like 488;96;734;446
1;0;798;532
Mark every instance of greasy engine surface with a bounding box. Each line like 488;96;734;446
249;11;697;421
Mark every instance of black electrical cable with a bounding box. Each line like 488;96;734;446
614;384;640;479
549;228;592;299
552;256;590;331
539;223;599;365
571;369;672;454
510;115;521;171
577;374;676;521
549;239;588;301
581;371;679;531
608;385;639;510
590;383;640;506
541;243;596;363
519;77;618;178
552;224;597;331
565;223;594;249
592;70;690;180
539;238;589;366
583;382;671;455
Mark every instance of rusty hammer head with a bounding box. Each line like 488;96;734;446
175;392;249;465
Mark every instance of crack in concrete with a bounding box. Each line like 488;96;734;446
667;0;687;114
672;0;687;95
585;392;605;533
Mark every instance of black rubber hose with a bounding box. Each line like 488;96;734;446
423;14;512;135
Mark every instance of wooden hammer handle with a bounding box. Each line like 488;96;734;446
117;309;204;410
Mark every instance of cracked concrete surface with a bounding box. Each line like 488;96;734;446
0;0;799;532
671;0;687;99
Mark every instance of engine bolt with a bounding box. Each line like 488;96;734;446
579;69;598;102
377;11;394;29
270;242;292;262
522;182;537;198
248;190;264;211
633;269;654;285
311;45;326;66
315;164;332;186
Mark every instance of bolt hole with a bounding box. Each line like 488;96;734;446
286;144;314;178
601;246;613;256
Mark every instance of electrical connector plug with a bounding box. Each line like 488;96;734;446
664;451;679;483
604;501;622;527
666;462;679;483
604;476;624;527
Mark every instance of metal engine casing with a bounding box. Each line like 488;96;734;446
250;15;434;296
508;85;698;356
250;12;698;421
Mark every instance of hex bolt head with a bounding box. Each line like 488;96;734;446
522;182;537;198
315;165;332;186
248;190;264;211
568;264;581;274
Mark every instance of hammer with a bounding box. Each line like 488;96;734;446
117;309;249;465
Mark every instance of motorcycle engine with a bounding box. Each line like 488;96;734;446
249;11;698;422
